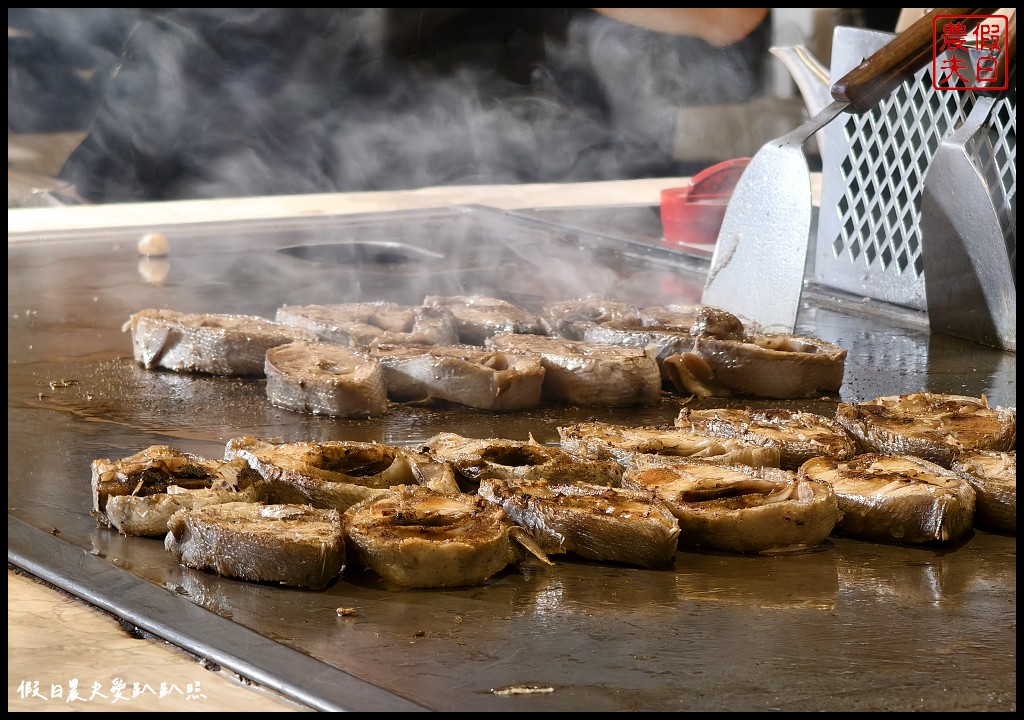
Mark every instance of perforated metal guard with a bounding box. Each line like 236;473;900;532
815;27;1015;310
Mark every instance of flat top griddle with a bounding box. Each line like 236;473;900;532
7;205;1016;711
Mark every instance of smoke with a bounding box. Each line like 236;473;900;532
20;9;769;204
8;8;133;133
10;9;766;311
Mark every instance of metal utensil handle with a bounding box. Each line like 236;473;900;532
832;7;999;112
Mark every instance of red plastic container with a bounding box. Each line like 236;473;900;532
660;158;750;251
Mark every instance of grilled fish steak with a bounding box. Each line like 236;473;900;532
165;502;345;590
835;392;1016;467
368;343;545;411
105;458;266;537
675;407;858;470
477;477;680;568
800;453;977;544
124;308;317;376
275;301;459;347
582;304;747;383
623;461;838;554
665;333;847;399
92;445;226;515
951;450;1016;533
540;296;642;340
342;485;551;588
422;295;547;345
558;421;781;470
582;322;693;383
224;436;458;512
663;304;748;339
265;340;389;418
487;332;662;406
421;432;624;493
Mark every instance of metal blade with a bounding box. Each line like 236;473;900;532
700;99;843;331
920;97;1016;352
699;102;847;331
700;146;812;332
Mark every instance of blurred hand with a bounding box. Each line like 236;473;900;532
592;8;770;47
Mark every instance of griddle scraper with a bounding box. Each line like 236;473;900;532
921;12;1016;351
701;8;996;332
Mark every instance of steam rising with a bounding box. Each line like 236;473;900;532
36;9;767;203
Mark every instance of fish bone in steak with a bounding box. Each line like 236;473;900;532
422;294;547;345
368;343;545;411
478;477;680;569
800;453;976;544
124;308;317;376
275;301;459;347
486;332;662;406
835;392;1016;467
624;461;838;554
165;502;345;590
342;485;551;589
951;449;1015;533
265;339;389;418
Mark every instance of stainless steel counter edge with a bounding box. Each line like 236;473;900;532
8;516;430;713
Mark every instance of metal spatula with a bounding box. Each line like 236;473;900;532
702;7;997;331
920;12;1016;351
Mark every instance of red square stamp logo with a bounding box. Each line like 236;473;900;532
932;14;1010;91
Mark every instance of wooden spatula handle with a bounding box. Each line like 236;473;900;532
832;7;999;112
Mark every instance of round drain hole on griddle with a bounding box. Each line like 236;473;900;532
278;241;445;269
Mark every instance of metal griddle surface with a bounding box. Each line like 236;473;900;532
8;205;1016;711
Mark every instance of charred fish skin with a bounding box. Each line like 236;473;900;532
368;343;545;412
124;308;317;377
422;295;547;345
421;432;624;493
477;477;681;569
165;502;346;591
557;420;781;470
487;332;662;407
622;461;838;555
675;407;859;471
223;436;426;513
104;458;266;537
800;453;977;545
265;340;389;419
341;485;551;589
951;449;1016;533
664;333;847;400
835;392;1016;468
275;302;459;347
